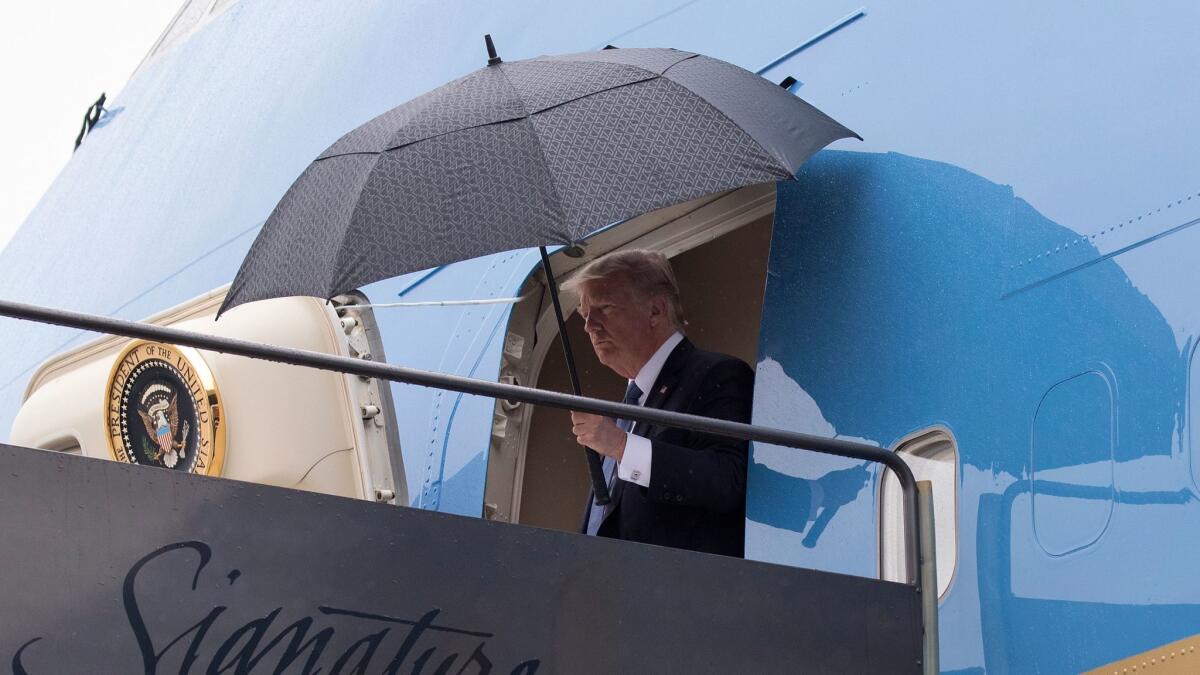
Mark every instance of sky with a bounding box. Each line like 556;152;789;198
0;1;182;253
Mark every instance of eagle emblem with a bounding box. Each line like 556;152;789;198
136;383;191;468
106;341;225;475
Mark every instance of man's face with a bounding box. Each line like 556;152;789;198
577;276;662;379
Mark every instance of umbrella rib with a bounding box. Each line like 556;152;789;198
658;52;700;76
532;49;696;76
509;72;657;119
314;113;526;162
315;150;381;160
318;72;673;162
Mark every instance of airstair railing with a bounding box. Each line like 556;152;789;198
0;298;938;673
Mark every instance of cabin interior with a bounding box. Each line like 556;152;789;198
483;184;775;531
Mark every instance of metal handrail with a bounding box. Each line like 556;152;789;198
0;298;933;669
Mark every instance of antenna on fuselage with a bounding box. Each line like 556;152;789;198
74;93;107;151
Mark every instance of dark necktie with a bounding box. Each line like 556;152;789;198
615;380;643;432
585;380;643;536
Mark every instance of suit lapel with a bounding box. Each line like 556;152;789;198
607;337;693;518
632;337;693;437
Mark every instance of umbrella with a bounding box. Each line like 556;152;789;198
220;36;859;504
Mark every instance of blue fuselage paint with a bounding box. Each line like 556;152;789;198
2;1;1198;671
756;152;1199;672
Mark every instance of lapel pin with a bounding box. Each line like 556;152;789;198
659;385;668;395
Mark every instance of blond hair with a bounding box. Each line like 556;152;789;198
562;249;685;329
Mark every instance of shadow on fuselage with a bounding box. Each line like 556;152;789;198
747;150;1192;671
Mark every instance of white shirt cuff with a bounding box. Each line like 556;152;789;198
617;433;652;487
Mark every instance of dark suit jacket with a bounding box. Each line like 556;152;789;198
590;337;755;558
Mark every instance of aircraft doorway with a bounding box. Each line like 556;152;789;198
484;185;775;531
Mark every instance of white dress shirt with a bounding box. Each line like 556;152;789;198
616;331;684;487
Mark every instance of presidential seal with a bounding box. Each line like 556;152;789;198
105;340;225;475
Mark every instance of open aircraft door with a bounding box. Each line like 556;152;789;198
9;288;405;504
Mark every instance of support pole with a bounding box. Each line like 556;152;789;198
0;298;921;580
917;480;939;675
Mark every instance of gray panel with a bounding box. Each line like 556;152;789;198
331;119;569;296
663;55;861;171
320;67;528;158
0;444;921;673
532;77;788;235
225;152;377;308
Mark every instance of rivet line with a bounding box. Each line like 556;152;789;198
1009;188;1200;269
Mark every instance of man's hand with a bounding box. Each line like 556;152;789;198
570;412;628;462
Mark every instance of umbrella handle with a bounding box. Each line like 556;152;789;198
539;247;612;506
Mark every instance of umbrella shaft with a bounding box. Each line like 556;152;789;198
539;246;611;506
539;247;584;396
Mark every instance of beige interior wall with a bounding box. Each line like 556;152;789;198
517;214;774;531
519;313;625;532
670;214;773;366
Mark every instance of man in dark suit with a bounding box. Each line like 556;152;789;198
565;249;754;558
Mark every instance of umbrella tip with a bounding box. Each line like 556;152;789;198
484;34;502;66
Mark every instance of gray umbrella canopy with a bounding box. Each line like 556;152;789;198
220;46;858;315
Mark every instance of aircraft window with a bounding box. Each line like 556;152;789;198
879;427;958;598
47;438;83;455
1030;371;1115;555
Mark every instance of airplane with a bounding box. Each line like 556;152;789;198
1;1;1198;672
